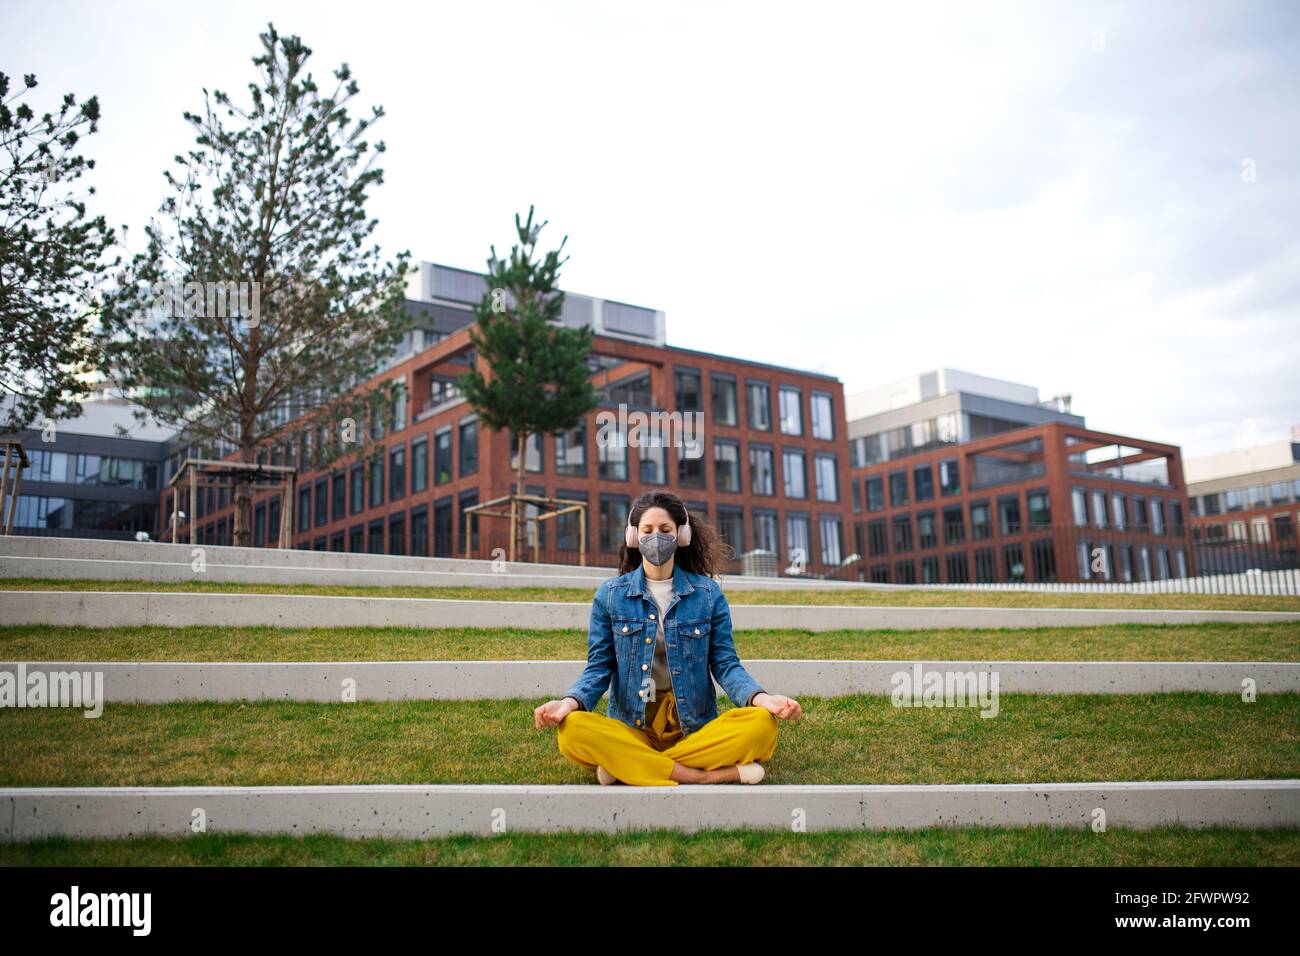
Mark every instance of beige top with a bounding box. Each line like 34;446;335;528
645;576;676;701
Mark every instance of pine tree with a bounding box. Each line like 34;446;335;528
0;71;121;431
104;25;411;546
457;207;600;560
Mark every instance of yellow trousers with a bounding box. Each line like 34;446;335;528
557;689;779;786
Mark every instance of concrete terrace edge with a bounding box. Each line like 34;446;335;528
3;591;1299;630
3;780;1297;838
3;659;1296;702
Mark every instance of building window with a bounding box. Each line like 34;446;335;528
1150;498;1165;535
939;458;960;496
254;503;266;548
921;556;940;584
676;445;704;487
1003;543;1026;582
458;420;478;475
349;524;364;553
314;478;328;526
819;515;843;565
749;445;775;496
600;434;629;481
974;548;996;583
752;510;778;553
892;515;913;552
889;470;909;507
914;465;934;502
782;449;806;498
365;456;382;508
368;518;384;554
389;513;406;556
778;387;803;435
435;429;453;484
970;500;992;540
917;511;937;549
674;368;702;412
711;375;738;426
943;505;964;544
811;392;834;440
714;440;741;492
851;478;861;514
999;495;1021;534
600;495;631;552
895;560;917;584
1031;539;1057;582
785;513;810;566
1027;490;1051;528
868;519;889;556
411;437;428;493
389;445;406;500
410;504;431;556
813;453;838;502
1072;487;1088;526
510;432;544;473
866;476;885;512
638;440;666;484
1091;489;1107;529
1111;493;1127;531
946;552;969;583
349;465;364;514
297;486;311;532
390;381;407;432
331;472;346;521
556;423;587;477
716;507;745;555
747;381;770;430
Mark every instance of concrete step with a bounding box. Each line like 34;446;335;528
4;590;1298;630
4;659;1295;703
4;780;1296;838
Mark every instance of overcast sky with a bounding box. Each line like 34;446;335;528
4;0;1297;459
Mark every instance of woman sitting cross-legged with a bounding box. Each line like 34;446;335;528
533;488;802;786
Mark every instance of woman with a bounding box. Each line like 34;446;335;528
534;488;802;786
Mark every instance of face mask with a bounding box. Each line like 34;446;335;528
638;531;678;566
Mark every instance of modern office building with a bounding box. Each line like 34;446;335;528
0;397;175;538
845;370;1193;584
1185;433;1300;570
160;263;857;576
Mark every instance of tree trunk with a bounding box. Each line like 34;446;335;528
232;446;254;548
515;432;527;563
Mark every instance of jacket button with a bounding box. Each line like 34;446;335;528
638;690;645;697
694;627;701;635
645;637;652;644
642;663;648;670
649;613;655;620
622;625;629;633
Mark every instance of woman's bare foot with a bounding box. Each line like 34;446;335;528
670;763;742;784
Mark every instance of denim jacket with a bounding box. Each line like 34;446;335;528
562;562;765;736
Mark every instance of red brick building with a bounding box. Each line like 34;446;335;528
844;371;1194;584
161;264;856;576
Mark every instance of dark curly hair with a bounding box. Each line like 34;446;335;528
617;488;725;577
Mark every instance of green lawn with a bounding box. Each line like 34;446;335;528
2;693;1295;787
2;622;1297;662
5;577;1299;611
3;826;1297;866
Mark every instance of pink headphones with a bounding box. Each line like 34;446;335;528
625;501;692;549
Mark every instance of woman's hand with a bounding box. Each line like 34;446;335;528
752;692;802;721
534;697;579;729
